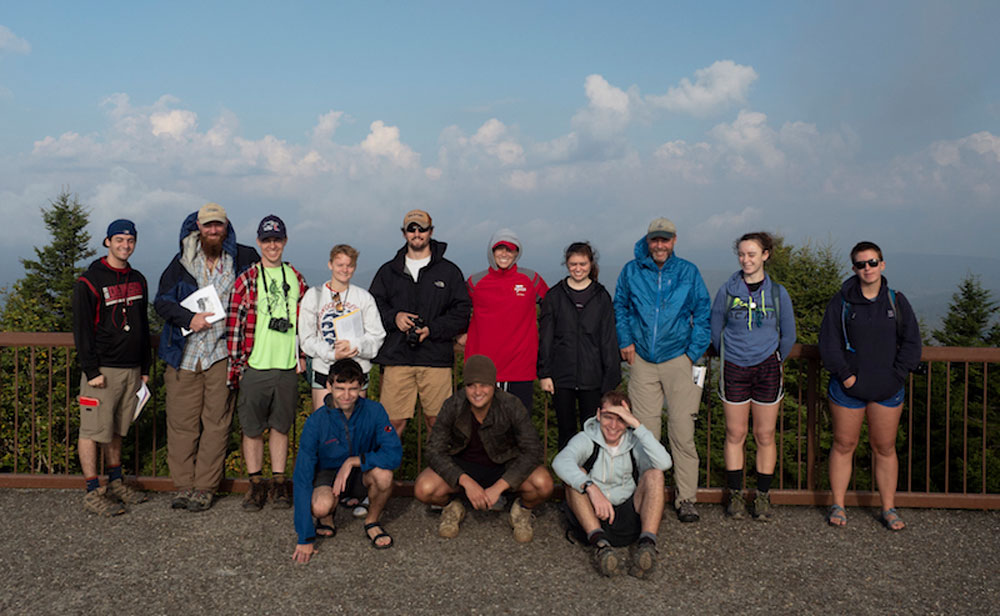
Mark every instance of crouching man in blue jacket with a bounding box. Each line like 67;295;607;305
291;359;402;563
553;391;672;579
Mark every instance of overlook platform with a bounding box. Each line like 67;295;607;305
1;489;997;615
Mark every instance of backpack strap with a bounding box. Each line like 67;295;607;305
582;440;640;486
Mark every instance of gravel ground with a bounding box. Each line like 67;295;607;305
1;488;998;615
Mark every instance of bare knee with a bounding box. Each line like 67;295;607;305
312;490;335;517
832;434;858;454
414;469;448;504
753;427;776;447
367;467;394;492
725;425;748;445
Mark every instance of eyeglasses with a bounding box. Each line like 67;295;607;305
853;258;881;270
403;223;432;233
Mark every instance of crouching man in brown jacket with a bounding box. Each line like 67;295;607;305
414;355;553;542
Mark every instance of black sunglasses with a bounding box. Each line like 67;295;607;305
853;258;881;270
403;223;432;233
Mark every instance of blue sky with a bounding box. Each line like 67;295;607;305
1;1;998;301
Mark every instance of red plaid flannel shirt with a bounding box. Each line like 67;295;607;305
226;262;308;388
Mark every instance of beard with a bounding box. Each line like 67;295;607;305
200;231;226;258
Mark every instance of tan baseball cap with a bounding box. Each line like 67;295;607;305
198;202;227;225
647;217;676;240
402;209;432;229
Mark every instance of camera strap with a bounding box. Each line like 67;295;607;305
259;262;291;320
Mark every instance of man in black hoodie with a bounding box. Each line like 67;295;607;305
369;210;471;437
72;219;151;516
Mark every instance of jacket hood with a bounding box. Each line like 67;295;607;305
723;270;774;296
841;274;889;304
632;235;673;270
177;211;240;261
486;228;522;269
582;415;638;453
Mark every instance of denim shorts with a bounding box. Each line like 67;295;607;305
827;379;904;409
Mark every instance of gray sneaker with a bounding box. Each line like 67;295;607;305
726;490;747;519
593;543;624;577
106;478;148;505
438;500;466;538
752;491;774;522
676;499;700;523
83;488;126;517
630;541;658;579
187;489;214;512
171;488;194;509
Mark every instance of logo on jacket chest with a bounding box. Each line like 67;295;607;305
513;283;527;297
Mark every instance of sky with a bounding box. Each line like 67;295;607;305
1;1;998;301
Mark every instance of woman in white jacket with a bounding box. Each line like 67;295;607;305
299;244;386;411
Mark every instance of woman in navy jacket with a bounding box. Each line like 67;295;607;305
538;242;621;450
819;241;921;531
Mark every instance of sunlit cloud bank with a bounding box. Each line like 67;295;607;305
4;60;999;290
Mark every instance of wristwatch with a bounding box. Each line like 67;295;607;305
580;480;593;494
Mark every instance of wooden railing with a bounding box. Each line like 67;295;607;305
2;333;998;508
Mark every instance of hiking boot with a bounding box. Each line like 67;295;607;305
106;478;148;505
270;477;293;509
593;543;623;577
187;489;214;512
83;487;126;517
726;490;747;519
752;491;774;522
676;499;700;523
438;499;466;539
171;488;193;510
509;498;535;543
242;478;269;512
630;541;658;579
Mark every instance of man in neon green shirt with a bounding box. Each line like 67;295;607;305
227;215;308;510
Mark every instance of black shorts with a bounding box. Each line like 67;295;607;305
453;456;507;489
313;465;367;501
720;352;784;405
236;367;299;437
566;494;641;547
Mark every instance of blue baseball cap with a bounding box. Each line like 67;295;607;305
257;214;287;240
106;219;137;239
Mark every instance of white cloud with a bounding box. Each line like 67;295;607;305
0;25;30;54
150;109;198;138
709;110;786;170
360;120;419;168
312;110;345;141
647;60;758;115
584;74;630;114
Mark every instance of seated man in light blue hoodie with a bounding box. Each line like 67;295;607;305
553;391;672;579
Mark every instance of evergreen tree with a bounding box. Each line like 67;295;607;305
766;237;843;345
932;273;999;347
0;191;94;332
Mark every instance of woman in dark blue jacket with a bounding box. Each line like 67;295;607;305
538;242;621;450
819;241;921;531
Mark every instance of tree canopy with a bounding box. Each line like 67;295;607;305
0;191;93;332
932;273;1000;347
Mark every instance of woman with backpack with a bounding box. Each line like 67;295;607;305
818;241;921;531
710;231;796;521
